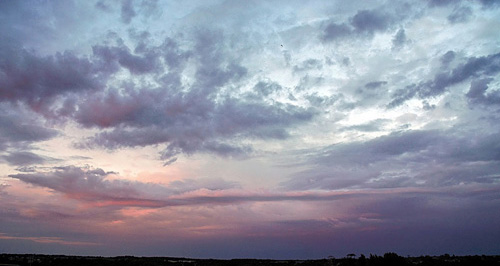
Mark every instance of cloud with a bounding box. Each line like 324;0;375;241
0;233;100;246
293;59;323;72
72;31;316;162
0;104;58;151
252;81;283;97
350;9;392;35
479;0;500;7
427;0;457;7
322;5;407;42
364;81;388;90
283;130;500;190
0;18;317;164
0;43;109;112
11;165;480;209
388;52;500;108
7;165;243;208
92;42;160;74
121;0;136;24
466;78;500;106
322;22;352;41
392;28;408;50
447;6;473;23
0;151;54;166
440;50;456;66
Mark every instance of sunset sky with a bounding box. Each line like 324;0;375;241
1;0;500;259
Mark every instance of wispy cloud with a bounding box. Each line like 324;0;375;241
0;233;100;246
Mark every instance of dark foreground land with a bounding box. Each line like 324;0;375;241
2;253;500;266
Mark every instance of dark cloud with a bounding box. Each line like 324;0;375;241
1;19;316;164
10;166;143;204
0;43;111;113
95;0;112;12
314;130;443;166
479;0;500;7
350;9;391;35
440;50;456;66
392;28;408;50
448;6;473;23
283;130;500;190
322;8;401;42
365;81;388;89
121;0;136;24
389;52;500;108
7;165;381;208
92;42;160;74
160;37;192;71
8;166;220;208
427;0;457;7
77;92;315;161
252;81;283;97
0;104;58;151
322;22;352;41
73;31;316;163
0;151;52;166
466;78;500;106
304;93;338;108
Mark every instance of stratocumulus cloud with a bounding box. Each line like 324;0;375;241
1;0;500;259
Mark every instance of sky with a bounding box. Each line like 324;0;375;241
1;0;500;259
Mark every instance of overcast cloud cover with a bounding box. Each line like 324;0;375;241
1;0;500;259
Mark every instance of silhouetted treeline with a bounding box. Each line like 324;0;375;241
1;253;500;266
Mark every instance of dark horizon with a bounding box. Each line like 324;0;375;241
3;253;500;266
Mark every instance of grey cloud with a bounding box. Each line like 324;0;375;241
0;104;58;151
73;31;316;163
479;0;500;7
0;151;52;166
322;7;402;42
365;81;388;89
392;28;408;50
428;0;457;7
92;42;160;74
314;130;443;166
8;165;238;208
121;0;136;24
293;59;322;72
351;9;391;35
252;81;283;97
78;93;316;161
387;84;418;108
160;37;192;71
7;165;370;208
441;50;456;66
389;52;500;108
0;44;104;109
295;75;324;92
466;78;500;106
448;6;473;23
9;166;140;202
283;130;500;190
322;22;352;41
304;93;339;108
95;0;112;12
